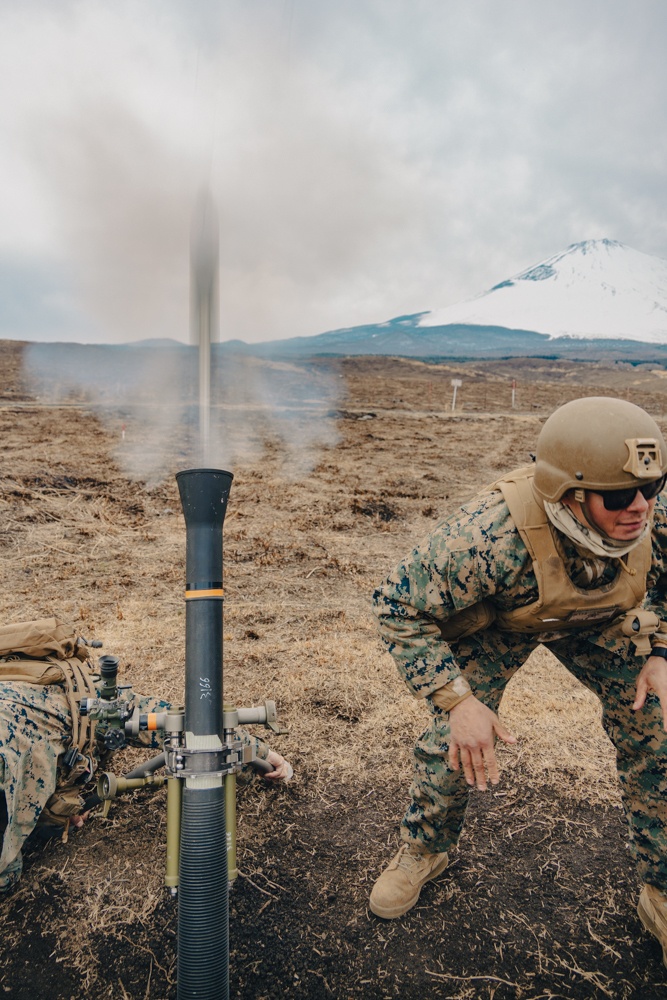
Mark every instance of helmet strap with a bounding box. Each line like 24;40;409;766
579;500;617;542
544;498;649;558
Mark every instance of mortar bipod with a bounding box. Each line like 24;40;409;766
222;701;288;886
97;701;288;895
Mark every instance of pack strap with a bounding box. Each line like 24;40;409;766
57;657;99;759
0;655;98;758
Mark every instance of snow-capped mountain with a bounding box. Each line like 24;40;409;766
420;239;667;343
218;238;667;361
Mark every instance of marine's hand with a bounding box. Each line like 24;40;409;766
262;749;293;781
633;655;667;730
448;696;516;791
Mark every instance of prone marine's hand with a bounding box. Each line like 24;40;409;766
448;696;516;791
262;749;294;781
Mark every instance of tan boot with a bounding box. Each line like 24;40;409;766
638;883;667;966
369;843;449;919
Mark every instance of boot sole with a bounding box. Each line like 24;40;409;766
369;853;450;919
637;893;667;968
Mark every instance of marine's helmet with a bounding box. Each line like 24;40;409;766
533;396;667;503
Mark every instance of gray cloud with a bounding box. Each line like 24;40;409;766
1;0;666;344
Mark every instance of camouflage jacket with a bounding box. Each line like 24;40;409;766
372;490;667;698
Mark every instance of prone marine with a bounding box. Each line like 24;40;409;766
0;617;291;892
370;396;667;965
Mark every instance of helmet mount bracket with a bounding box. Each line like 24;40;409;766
623;438;662;479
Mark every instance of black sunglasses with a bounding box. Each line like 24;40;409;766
589;474;667;511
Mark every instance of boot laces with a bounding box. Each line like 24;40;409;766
395;845;429;874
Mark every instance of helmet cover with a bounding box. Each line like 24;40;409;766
533;396;667;503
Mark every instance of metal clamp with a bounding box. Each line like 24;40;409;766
165;744;250;778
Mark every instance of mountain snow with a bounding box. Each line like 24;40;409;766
419;239;667;343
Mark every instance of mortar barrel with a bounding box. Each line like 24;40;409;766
176;467;233;1000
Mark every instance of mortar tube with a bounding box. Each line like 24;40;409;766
176;468;232;1000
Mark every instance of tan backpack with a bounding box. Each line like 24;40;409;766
0;617;89;663
0;617;100;831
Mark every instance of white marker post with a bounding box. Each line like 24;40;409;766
512;379;516;409
451;379;462;412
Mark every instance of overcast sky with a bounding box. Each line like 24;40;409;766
1;0;666;345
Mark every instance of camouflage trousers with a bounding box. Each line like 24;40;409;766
400;631;667;891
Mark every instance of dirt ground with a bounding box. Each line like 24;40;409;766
3;341;667;998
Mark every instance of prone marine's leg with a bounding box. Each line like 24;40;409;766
0;767;22;893
0;684;70;892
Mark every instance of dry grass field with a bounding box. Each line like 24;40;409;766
3;339;667;999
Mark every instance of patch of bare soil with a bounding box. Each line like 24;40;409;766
2;342;667;998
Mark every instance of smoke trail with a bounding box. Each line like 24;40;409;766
190;188;219;464
22;341;342;484
209;351;341;477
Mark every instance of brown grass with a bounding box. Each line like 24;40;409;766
2;341;667;998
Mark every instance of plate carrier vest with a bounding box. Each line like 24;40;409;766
439;467;652;640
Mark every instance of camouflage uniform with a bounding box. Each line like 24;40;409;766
373;488;667;890
0;682;269;883
0;682;170;878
